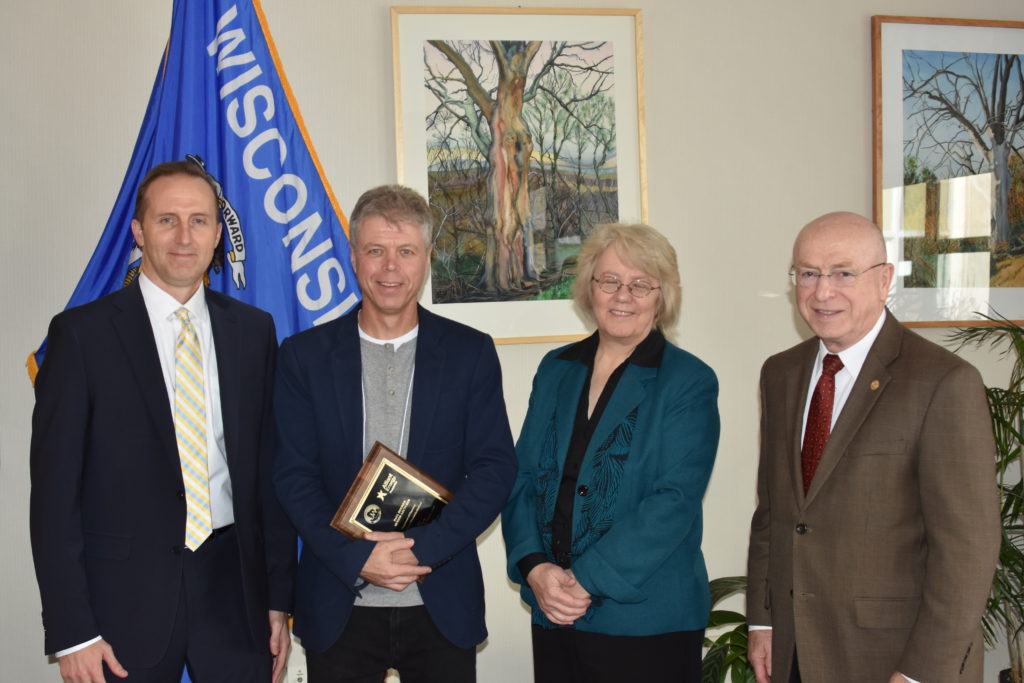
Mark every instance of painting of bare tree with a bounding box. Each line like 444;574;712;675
902;49;1024;288
393;8;644;338
423;39;618;303
873;16;1024;324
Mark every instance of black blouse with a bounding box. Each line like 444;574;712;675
517;328;665;578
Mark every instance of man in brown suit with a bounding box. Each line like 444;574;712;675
747;211;1000;683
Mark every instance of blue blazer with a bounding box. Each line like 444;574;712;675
29;281;296;663
502;336;719;636
273;305;517;652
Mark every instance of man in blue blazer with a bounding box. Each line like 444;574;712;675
30;161;296;682
273;185;516;682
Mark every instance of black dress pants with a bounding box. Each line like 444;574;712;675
790;649;802;683
104;526;269;683
531;624;704;683
307;605;475;683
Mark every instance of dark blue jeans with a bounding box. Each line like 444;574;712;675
307;605;475;683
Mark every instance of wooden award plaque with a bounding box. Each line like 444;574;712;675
330;441;454;539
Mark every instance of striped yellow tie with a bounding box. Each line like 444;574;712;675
174;307;213;550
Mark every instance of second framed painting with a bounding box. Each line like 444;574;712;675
873;15;1024;325
392;6;647;342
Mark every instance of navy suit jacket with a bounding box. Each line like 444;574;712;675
273;305;517;652
29;280;296;665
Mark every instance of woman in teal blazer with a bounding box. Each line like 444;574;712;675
502;223;720;683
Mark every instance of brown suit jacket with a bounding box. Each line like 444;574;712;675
747;311;1000;682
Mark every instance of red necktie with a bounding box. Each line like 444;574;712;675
801;353;844;494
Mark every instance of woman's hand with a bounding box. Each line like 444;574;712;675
526;562;591;625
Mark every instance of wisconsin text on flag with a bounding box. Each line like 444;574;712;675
27;0;360;382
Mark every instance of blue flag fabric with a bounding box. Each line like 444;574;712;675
28;0;359;379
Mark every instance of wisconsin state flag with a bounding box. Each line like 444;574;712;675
28;0;360;380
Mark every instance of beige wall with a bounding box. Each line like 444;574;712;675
2;0;1019;680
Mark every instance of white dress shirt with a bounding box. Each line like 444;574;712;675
139;273;233;529
800;309;887;437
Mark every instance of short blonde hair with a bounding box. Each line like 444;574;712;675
572;223;682;338
350;184;433;245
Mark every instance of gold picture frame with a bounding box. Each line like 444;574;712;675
872;15;1024;326
392;7;647;343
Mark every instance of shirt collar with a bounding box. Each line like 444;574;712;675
817;309;886;380
358;323;419;350
138;272;209;325
558;328;665;368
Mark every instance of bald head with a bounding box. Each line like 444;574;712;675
791;211;893;352
794;212;887;265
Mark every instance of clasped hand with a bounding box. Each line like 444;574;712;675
359;531;431;591
526;562;591;625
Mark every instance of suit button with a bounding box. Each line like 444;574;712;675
171;545;182;554
577;485;589;496
795;523;808;535
177;490;185;500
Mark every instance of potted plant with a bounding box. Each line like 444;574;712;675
702;576;755;683
950;314;1024;683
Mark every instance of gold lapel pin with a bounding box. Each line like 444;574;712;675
870;380;880;391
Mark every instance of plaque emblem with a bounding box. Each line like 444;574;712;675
363;504;382;524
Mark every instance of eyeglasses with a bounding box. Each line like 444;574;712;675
592;277;660;298
789;262;887;289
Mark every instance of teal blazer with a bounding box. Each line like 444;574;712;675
502;335;720;635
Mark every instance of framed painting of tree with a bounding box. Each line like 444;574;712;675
392;7;646;342
873;15;1024;325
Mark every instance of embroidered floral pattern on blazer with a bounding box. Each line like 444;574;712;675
535;413;560;554
573;407;637;554
533;407;639;561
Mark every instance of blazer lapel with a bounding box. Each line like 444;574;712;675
552;360;588;469
408;308;443;465
587;364;655;454
111;282;178;467
208;291;240;466
803;312;900;506
330;310;364;461
787;341;818;506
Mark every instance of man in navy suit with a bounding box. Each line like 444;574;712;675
30;161;296;682
273;185;516;682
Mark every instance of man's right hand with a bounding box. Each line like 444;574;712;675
58;639;127;682
526;562;591;625
748;628;772;683
359;531;431;591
